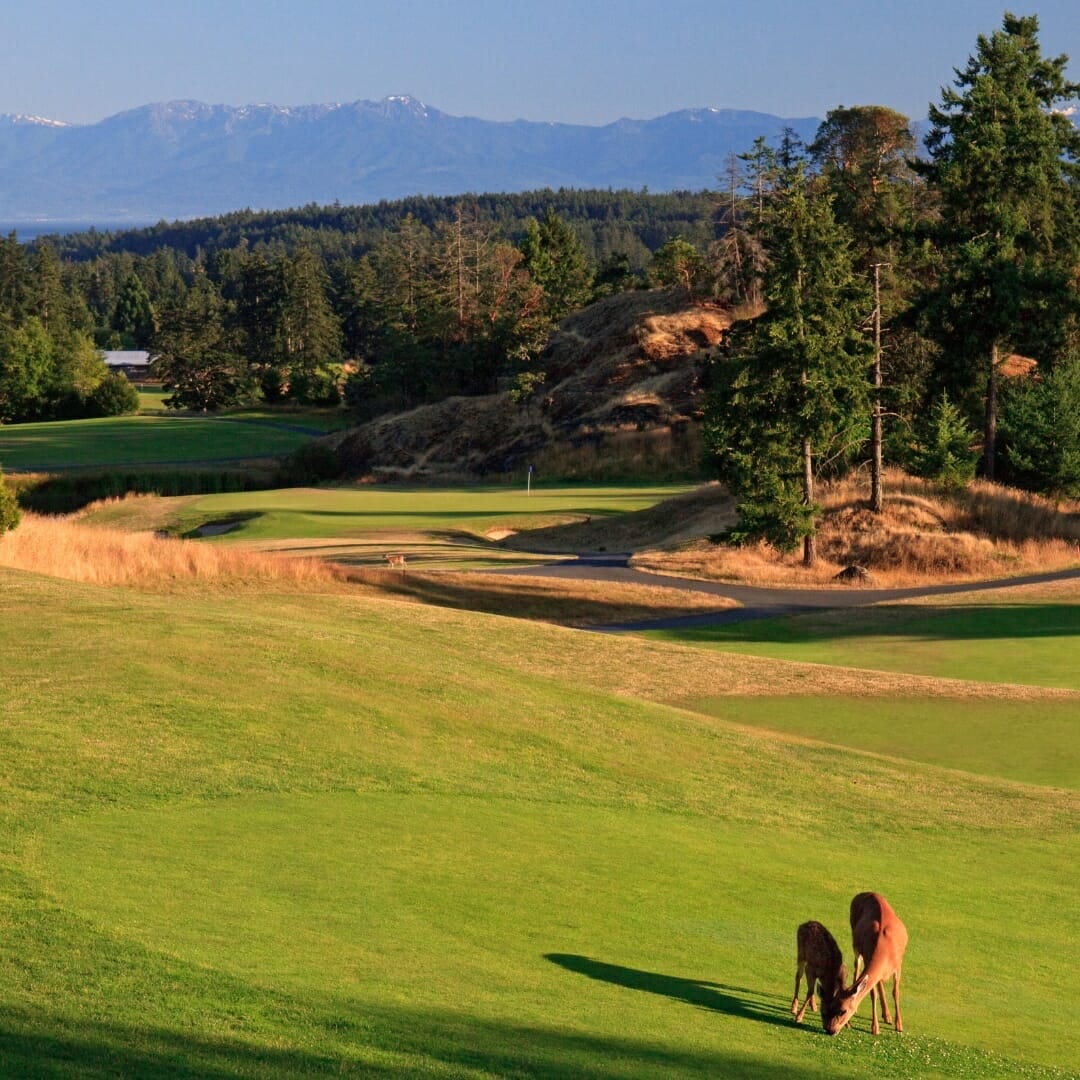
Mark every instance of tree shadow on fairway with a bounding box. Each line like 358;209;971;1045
545;954;793;1029
0;1002;834;1080
0;1011;392;1080
696;602;1080;647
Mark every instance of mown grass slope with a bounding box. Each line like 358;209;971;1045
1;566;1077;1078
0;414;315;470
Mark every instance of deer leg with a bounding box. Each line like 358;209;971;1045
878;976;892;1026
870;983;881;1035
794;974;816;1023
792;961;805;1017
795;995;813;1023
892;969;903;1032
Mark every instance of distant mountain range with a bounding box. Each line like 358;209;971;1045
0;97;822;224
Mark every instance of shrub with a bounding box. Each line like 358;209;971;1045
0;471;21;534
278;442;343;485
288;365;344;407
87;372;141;417
508;371;546;405
908;391;978;490
15;469;275;513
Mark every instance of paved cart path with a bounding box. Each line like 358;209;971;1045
491;552;1080;631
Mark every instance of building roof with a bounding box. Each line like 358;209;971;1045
103;350;152;367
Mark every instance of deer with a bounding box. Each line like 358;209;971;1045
791;920;847;1025
384;553;407;570
825;892;908;1036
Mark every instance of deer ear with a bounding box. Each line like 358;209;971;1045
855;975;868;995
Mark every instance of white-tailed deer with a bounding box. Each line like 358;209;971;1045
791;920;847;1025
826;892;908;1036
384;553;407;570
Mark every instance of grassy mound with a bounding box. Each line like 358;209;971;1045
632;472;1080;586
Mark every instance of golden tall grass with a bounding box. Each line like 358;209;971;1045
0;514;738;625
0;513;341;591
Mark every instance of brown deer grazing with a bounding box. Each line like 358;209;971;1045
825;892;908;1036
384;553;407;570
791;921;847;1025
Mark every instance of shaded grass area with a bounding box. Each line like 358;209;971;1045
646;602;1080;691
219;406;349;432
1;569;1077;1078
13;468;275;514
353;569;738;626
0;414;314;470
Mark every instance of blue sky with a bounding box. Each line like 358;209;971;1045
4;1;1078;126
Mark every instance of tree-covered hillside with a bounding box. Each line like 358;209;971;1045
40;189;721;269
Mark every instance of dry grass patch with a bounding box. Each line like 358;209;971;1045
0;513;345;592
891;575;1080;606
636;306;731;361
73;492;200;533
632;537;848;587
632;471;1080;587
0;513;729;624
344;568;738;626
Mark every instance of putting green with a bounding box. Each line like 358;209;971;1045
648;602;1080;691
184;484;689;541
679;695;1080;789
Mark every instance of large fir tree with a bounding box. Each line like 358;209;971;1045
917;12;1080;479
705;167;871;566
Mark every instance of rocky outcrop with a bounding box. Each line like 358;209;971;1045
334;290;731;479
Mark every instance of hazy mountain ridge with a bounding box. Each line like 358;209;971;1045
0;97;821;223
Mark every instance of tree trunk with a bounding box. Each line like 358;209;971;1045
984;341;999;480
870;263;884;512
802;435;817;567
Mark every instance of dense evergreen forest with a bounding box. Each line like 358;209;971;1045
4;188;727;420
705;13;1080;562
1;15;1077;531
41;190;721;268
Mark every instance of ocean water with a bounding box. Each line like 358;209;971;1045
1;221;150;242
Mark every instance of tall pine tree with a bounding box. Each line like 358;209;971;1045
705;166;871;566
917;13;1080;478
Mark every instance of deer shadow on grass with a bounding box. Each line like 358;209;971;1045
545;954;793;1029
